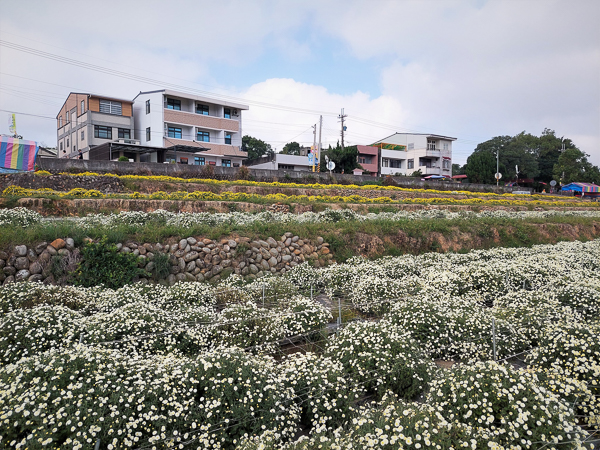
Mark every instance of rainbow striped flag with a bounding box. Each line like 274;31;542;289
0;136;39;172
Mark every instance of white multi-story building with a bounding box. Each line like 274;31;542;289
372;133;455;177
133;89;249;167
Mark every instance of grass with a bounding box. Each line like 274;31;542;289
1;216;599;261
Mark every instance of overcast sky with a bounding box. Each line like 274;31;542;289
0;0;598;166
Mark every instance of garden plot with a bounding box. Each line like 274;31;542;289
0;240;599;449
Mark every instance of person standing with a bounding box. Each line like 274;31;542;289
78;150;83;160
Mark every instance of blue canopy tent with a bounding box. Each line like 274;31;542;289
561;182;600;199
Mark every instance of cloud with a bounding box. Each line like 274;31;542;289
0;0;598;167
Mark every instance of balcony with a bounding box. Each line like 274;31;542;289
164;109;239;132
163;137;243;156
425;148;441;157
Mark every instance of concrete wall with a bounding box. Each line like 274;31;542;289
36;158;532;193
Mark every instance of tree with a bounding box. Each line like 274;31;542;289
465;151;498;184
241;135;272;160
320;143;360;173
452;164;465;176
281;141;301;155
554;148;600;185
468;134;538;181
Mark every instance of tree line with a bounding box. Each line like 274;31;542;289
454;129;599;185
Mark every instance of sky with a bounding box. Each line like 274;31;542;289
0;0;598;166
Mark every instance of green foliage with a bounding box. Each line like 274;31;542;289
465;150;498;184
150;251;171;280
281;141;301;155
411;168;423;177
117;156;129;162
75;238;146;289
554;147;600;184
320;143;360;173
242;135;273;160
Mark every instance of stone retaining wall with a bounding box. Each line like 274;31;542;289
0;234;334;286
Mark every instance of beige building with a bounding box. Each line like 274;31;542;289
56;93;135;160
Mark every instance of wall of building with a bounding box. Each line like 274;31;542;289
133;92;165;146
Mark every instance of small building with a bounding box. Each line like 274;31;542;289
356;145;379;176
132;89;249;167
56;93;135;160
245;153;315;171
371;133;455;177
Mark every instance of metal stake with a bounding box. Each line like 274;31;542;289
262;284;265;307
492;318;497;362
310;285;313;301
79;333;84;344
94;439;100;450
338;297;342;328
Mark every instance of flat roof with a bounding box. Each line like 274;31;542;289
134;89;249;110
373;132;457;143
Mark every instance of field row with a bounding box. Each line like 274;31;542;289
0;240;598;448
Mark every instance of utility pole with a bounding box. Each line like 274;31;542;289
496;150;499;187
312;124;317;172
317;115;322;172
339;108;347;152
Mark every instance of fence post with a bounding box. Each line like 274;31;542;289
79;333;84;344
492;318;497;362
262;284;265;307
94;439;100;450
338;297;342;328
310;285;313;301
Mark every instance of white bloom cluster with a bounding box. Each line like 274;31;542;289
0;207;42;227
2;207;595;230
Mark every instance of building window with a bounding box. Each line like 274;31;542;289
166;98;181;110
427;139;436;151
94;125;112;139
167;127;182;139
60;142;63;150
195;156;205;166
225;133;232;145
224;108;231;119
443;159;451;169
66;111;69;123
59;117;62;127
358;156;372;164
279;164;294;170
407;159;414;169
118;128;131;139
81;130;85;141
382;158;389;168
66;138;69;147
197;130;210;142
390;159;402;169
99;99;122;115
443;142;449;151
196;104;209;115
407;143;414;150
145;99;150;114
221;159;231;167
81;100;85;114
146;127;151;141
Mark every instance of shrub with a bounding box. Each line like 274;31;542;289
150;251;171;280
118;155;129;161
237;165;250;180
426;361;588;447
0;305;84;364
326;321;435;400
75;239;147;289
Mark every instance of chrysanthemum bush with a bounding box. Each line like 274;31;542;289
0;305;84;364
384;295;527;361
326;321;436;401
527;321;600;428
279;352;358;431
426;362;590;447
236;397;484;450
